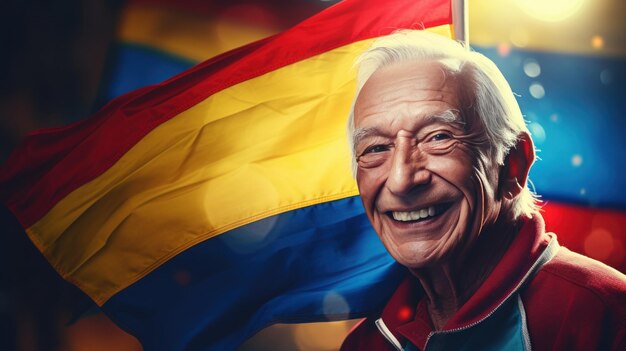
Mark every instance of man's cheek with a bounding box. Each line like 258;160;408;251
428;156;473;182
357;168;387;193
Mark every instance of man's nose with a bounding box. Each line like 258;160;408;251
386;137;431;195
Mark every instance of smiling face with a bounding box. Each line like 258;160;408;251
353;61;502;269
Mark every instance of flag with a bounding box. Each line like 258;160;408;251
0;0;454;349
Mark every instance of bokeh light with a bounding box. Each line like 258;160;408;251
397;306;412;321
589;214;626;269
323;291;350;320
173;270;192;286
600;69;612;85
571;154;583;167
584;228;616;261
514;0;585;22
497;42;511;57
523;59;541;78
591;35;604;49
528;122;546;144
528;82;545;99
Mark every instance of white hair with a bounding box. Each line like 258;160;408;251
347;30;539;219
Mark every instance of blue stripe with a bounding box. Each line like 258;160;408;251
102;196;405;351
475;46;626;209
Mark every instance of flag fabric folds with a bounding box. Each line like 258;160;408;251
0;0;454;349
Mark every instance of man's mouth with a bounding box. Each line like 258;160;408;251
387;203;451;223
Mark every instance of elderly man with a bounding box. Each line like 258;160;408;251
341;31;626;351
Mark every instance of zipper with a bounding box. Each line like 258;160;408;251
517;294;532;351
375;318;404;351
421;237;558;350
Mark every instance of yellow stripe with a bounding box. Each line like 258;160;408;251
118;2;278;62
27;25;452;305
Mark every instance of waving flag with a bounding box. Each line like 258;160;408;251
0;0;455;349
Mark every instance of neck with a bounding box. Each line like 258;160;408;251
410;217;521;330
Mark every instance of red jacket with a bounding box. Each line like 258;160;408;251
341;215;626;350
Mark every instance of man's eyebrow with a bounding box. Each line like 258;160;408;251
352;127;383;152
427;109;464;126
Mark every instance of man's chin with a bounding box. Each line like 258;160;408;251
389;242;450;269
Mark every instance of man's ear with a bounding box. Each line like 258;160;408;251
500;132;535;200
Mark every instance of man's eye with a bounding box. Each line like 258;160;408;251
363;144;389;155
430;133;452;141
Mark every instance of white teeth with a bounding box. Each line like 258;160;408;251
392;206;437;222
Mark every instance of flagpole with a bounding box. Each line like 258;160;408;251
452;0;469;49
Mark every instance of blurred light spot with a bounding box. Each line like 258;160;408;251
323;291;350;320
510;27;529;47
571;154;583;167
174;270;191;286
600;69;613;85
398;306;412;321
208;168;280;253
583;228;615;261
580;188;586;195
528;122;546;144
497;42;511;57
293;321;354;351
589;215;625;269
591;35;604;49
523;59;541;78
549;114;558;122
514;0;583;22
219;214;279;254
529;82;545;99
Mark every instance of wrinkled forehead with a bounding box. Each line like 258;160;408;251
354;60;472;124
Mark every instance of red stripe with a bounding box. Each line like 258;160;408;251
542;201;626;273
0;0;452;228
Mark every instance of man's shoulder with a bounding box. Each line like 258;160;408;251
521;245;626;350
526;244;624;317
537;245;626;306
